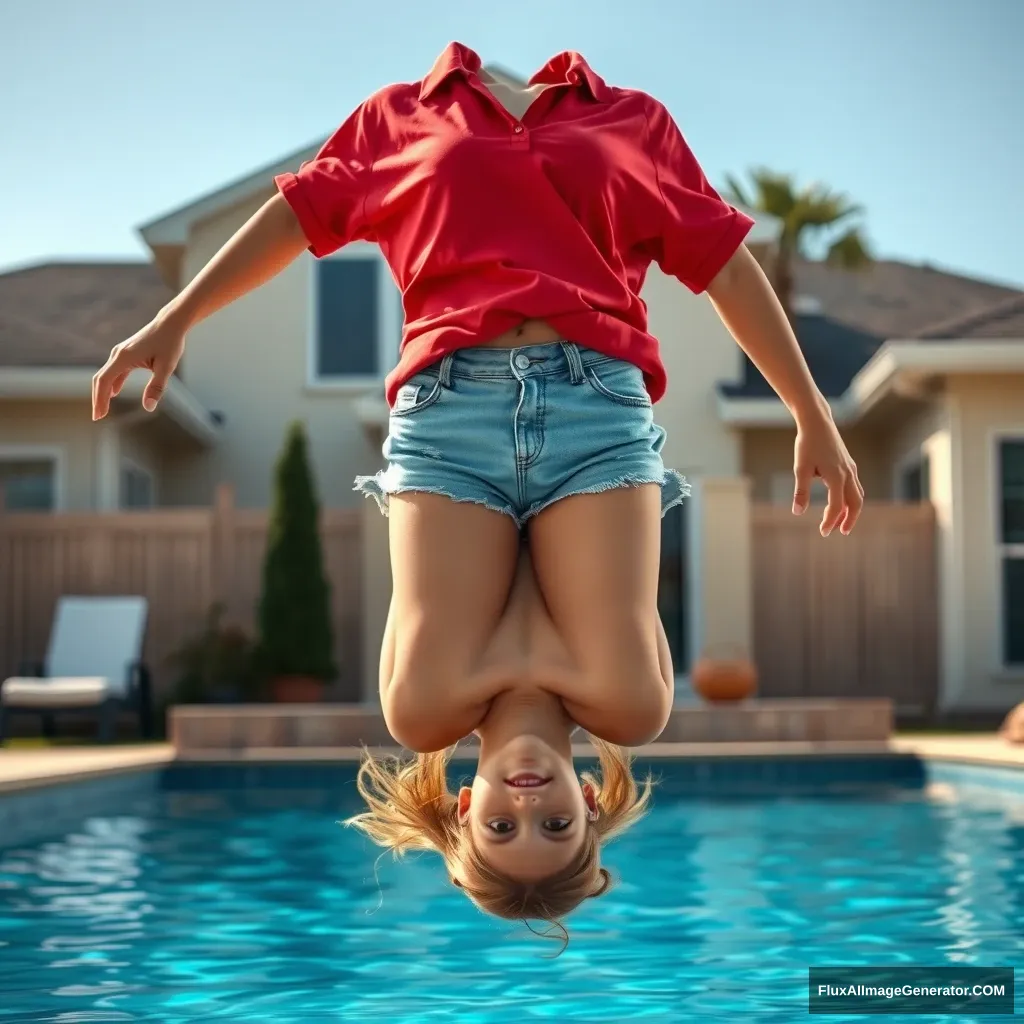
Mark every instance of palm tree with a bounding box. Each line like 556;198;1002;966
724;169;872;320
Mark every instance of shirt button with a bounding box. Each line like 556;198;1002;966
568;72;578;83
513;124;524;133
514;354;531;370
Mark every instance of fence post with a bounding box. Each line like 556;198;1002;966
211;483;235;611
690;477;754;661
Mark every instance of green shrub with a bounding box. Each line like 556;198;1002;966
256;421;337;681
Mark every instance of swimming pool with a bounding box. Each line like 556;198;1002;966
0;757;1021;1022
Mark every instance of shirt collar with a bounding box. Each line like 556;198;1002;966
530;51;610;102
420;42;609;102
420;42;481;99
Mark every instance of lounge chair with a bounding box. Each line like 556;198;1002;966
0;596;152;743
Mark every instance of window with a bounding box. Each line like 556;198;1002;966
310;250;401;383
120;462;154;509
998;439;1024;666
0;456;57;511
658;501;690;673
900;454;930;503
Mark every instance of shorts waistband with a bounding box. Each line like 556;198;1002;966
433;340;615;384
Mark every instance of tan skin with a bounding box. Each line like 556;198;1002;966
381;532;672;881
92;72;864;884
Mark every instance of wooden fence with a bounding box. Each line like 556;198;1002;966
751;501;939;713
0;486;363;701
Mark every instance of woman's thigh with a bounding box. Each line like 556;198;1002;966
384;492;520;691
526;483;666;683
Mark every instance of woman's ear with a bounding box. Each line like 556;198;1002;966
581;781;599;821
457;786;472;825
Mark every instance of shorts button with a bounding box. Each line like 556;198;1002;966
514;354;531;370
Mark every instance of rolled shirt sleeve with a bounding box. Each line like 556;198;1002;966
644;98;754;293
274;99;381;257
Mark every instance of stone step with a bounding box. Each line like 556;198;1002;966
170;699;892;753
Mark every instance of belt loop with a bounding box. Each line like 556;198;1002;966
560;341;585;385
438;353;454;388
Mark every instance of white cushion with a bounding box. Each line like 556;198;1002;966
46;596;147;699
1;676;112;708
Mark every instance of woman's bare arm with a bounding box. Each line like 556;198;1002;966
92;192;309;418
706;245;864;534
162;192;309;330
706;245;829;425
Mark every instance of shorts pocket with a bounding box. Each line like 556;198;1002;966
390;371;443;417
583;359;652;408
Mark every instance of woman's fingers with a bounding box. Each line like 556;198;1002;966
92;346;130;420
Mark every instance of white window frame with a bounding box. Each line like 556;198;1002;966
0;444;66;511
119;457;156;510
305;244;402;391
893;447;931;503
991;430;1024;670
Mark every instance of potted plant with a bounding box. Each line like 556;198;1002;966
167;604;259;705
256;421;337;702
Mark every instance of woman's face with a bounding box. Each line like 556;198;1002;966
458;736;598;881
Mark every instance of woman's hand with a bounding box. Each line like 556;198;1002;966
92;310;187;420
793;409;864;536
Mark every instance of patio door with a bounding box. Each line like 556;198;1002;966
657;498;691;695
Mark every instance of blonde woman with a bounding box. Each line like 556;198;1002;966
92;44;863;935
348;545;666;930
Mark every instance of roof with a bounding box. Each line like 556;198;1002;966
721;259;1024;399
911;293;1024;340
0;261;173;367
791;257;1022;338
721;315;885;399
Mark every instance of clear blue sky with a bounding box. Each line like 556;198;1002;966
2;0;1021;287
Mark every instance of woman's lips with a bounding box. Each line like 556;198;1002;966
504;773;553;788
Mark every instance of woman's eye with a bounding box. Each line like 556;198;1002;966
544;818;572;832
488;820;515;834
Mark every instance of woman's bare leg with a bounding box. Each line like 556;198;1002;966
526;485;673;740
382;493;520;712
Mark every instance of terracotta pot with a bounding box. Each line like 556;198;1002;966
692;650;757;703
270;676;327;703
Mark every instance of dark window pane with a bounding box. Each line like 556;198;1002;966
1;460;55;510
658;501;689;671
902;465;922;502
121;467;153;509
1004;557;1024;666
901;456;930;503
1000;440;1024;544
317;258;378;377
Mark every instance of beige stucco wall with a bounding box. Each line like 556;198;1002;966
163;193;386;509
0;399;181;511
643;267;744;479
0;400;97;510
944;374;1024;709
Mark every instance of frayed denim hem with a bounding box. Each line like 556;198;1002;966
353;474;522;526
520;468;690;525
354;469;689;525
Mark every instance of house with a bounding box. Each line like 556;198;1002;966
1;66;1022;718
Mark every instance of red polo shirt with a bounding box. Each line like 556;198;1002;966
275;42;753;407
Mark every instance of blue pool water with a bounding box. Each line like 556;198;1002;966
0;761;1022;1022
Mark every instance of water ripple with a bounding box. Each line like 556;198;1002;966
0;782;1022;1021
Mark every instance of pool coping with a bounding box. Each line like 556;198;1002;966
1;736;1023;794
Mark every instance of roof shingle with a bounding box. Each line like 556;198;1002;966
0;261;172;367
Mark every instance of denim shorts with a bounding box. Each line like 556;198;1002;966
354;341;687;529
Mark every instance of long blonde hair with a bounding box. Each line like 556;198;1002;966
344;738;653;947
